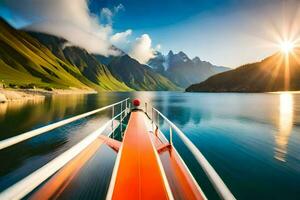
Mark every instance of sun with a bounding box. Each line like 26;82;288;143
279;41;295;54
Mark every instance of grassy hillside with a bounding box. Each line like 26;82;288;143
63;47;131;91
30;31;178;91
0;18;91;90
108;55;181;91
0;18;179;92
186;50;300;92
28;32;131;91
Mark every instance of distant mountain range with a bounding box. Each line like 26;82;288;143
106;55;180;90
148;51;230;87
0;18;230;92
186;51;300;92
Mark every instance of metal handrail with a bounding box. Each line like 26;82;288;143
0;98;129;150
0;108;129;200
151;107;236;200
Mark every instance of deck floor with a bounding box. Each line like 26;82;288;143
110;111;171;200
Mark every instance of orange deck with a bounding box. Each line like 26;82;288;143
110;111;171;200
159;148;205;200
150;125;205;200
30;110;204;200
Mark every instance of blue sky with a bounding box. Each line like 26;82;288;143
90;0;284;31
88;0;296;67
89;0;233;30
1;0;299;67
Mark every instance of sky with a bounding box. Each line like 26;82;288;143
1;0;300;68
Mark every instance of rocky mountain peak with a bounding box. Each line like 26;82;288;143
167;50;174;57
192;56;201;64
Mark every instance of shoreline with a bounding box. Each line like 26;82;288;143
0;88;97;103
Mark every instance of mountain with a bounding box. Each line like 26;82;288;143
0;18;93;90
0;18;201;92
148;50;230;87
28;32;131;91
186;51;300;92
107;55;181;91
147;51;166;74
28;31;178;91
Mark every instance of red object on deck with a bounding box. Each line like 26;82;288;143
110;111;170;200
132;98;140;107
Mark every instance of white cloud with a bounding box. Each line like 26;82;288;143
100;4;125;25
3;0;122;56
114;4;125;13
100;8;113;25
110;29;132;49
155;44;162;51
3;0;160;61
129;34;156;64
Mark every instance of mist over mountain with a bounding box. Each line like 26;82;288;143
24;25;185;91
0;17;178;91
28;31;179;91
148;50;230;87
0;18;94;90
27;31;131;91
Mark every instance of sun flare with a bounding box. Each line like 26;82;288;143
279;41;295;54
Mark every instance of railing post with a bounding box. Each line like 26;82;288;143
145;102;147;114
151;107;154;133
157;113;159;129
112;105;115;138
155;112;159;136
129;101;131;111
151;108;154;123
169;126;173;146
121;101;123;117
120;102;123;134
125;99;128;114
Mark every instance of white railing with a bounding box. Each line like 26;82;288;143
0;102;130;200
0;98;129;150
150;107;236;200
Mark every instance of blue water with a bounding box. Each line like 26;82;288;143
0;92;300;199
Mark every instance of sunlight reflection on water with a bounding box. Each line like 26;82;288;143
0;92;300;200
274;93;294;162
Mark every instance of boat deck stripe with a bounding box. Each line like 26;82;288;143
144;115;205;200
30;138;103;199
110;111;170;200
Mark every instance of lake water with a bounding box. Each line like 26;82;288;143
0;92;300;199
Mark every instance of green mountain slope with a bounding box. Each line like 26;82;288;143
0;18;179;91
0;18;91;90
186;51;300;92
30;32;180;91
28;32;132;91
63;47;132;91
108;55;181;91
